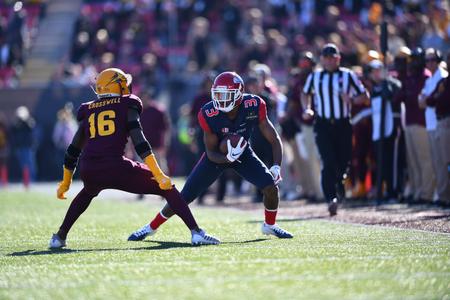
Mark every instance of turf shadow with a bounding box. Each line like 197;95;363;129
246;216;327;224
221;238;268;244
7;241;195;256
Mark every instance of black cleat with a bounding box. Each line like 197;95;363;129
328;198;338;216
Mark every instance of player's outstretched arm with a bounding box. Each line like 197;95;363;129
127;107;172;190
259;116;283;184
57;123;86;199
258;116;282;166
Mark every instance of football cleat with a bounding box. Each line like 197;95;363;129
191;229;220;245
128;224;156;241
261;223;294;239
49;233;66;249
328;198;338;216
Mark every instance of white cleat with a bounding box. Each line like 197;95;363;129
49;233;66;249
261;223;294;239
128;224;156;241
191;229;220;245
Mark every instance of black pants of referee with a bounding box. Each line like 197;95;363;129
314;118;352;202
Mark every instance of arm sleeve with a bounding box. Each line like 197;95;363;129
302;73;314;94
258;98;268;122
63;123;85;170
427;78;446;106
127;107;153;159
127;94;143;114
348;71;366;95
197;109;212;133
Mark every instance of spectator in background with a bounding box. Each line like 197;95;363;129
426;52;450;206
418;48;448;204
283;52;322;201
222;0;241;47
6;1;27;67
187;17;211;70
393;46;410;82
10;106;37;188
350;63;373;199
279;68;303;200
140;53;162;98
52;103;77;165
367;60;402;201
140;92;171;174
394;47;435;204
0;116;9;186
419;48;450;203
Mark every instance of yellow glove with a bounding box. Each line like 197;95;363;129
57;167;73;200
144;154;173;190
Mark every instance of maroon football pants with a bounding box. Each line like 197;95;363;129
58;157;198;237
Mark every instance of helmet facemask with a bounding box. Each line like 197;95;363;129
211;86;242;112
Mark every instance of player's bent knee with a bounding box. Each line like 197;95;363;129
262;184;278;199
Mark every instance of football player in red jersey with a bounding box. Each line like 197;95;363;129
49;68;219;248
129;71;293;240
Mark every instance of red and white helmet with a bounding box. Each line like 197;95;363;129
211;71;244;112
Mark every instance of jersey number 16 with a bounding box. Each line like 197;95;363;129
88;110;116;138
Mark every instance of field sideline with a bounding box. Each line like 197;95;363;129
0;187;449;300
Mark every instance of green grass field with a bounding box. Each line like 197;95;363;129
1;190;449;300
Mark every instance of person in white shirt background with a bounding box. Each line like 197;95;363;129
367;60;402;201
418;48;448;203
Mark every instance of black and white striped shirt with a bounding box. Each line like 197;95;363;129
303;67;366;120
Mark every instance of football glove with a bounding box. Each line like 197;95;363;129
144;154;173;190
226;137;247;163
57;167;73;200
269;165;282;185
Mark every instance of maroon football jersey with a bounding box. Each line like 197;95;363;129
77;94;143;161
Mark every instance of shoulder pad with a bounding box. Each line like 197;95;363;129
241;94;263;108
125;94;143;114
201;100;215;111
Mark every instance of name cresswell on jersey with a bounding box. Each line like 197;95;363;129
88;98;121;109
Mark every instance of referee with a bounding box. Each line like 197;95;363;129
301;43;369;216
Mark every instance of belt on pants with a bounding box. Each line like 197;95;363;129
315;117;350;124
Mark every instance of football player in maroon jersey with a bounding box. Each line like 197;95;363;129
49;68;219;248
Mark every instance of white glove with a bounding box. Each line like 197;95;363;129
269;165;282;185
226;137;247;163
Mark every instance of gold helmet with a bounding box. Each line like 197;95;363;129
94;68;132;98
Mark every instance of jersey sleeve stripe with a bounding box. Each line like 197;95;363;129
197;109;212;133
258;98;268;121
303;73;313;94
348;71;365;95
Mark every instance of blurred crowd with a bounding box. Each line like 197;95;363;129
1;0;450;206
0;0;47;88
